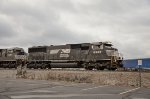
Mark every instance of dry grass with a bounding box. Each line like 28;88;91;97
25;70;150;88
0;69;16;78
0;69;150;88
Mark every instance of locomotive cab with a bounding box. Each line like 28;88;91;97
13;48;26;55
104;42;123;69
87;42;123;70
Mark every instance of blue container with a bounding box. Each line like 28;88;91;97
142;58;150;69
123;59;138;69
123;58;150;69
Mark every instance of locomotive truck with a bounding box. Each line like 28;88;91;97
27;42;123;70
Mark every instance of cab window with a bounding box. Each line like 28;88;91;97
92;45;103;50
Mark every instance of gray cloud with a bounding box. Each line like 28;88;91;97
0;0;150;59
0;21;14;38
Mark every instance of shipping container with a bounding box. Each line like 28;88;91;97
123;58;150;69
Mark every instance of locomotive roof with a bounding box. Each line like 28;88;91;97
29;46;48;48
11;47;24;50
29;41;113;48
66;42;89;45
0;47;23;50
92;42;112;44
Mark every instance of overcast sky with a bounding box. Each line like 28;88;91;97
0;0;150;59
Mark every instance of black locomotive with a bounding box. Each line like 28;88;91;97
27;42;123;70
0;47;26;68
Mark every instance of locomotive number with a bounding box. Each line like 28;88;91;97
93;51;101;54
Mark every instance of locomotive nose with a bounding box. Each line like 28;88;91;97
111;49;123;60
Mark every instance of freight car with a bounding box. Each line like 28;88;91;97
0;47;26;68
123;58;150;70
27;42;123;70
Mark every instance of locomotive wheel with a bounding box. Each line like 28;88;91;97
108;67;117;71
96;67;105;70
47;64;51;69
88;67;93;70
85;66;93;70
